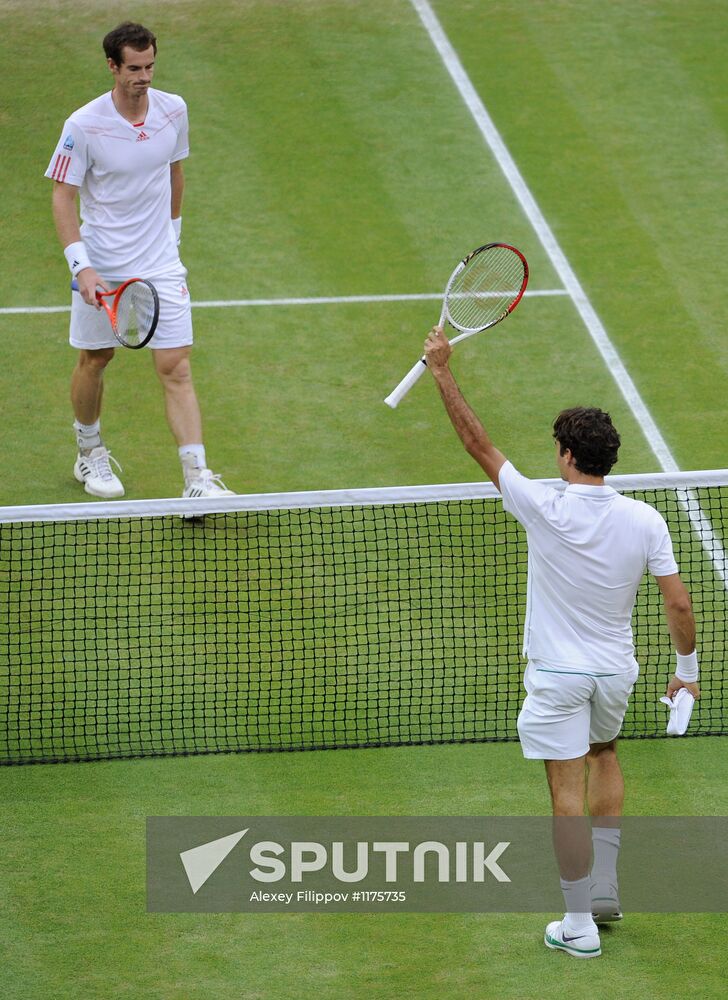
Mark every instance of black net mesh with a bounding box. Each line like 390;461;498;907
1;481;725;763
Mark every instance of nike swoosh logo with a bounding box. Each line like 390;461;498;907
562;933;588;942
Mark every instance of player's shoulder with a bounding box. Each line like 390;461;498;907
612;490;654;513
499;460;558;508
150;88;187;117
612;490;666;527
67;91;116;126
500;460;553;492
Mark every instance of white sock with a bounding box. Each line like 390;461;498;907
560;876;597;931
591;826;621;883
564;911;598;933
179;444;207;481
74;419;102;452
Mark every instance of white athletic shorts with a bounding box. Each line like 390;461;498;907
69;268;193;350
516;660;639;760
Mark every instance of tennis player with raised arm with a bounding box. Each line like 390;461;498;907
46;22;233;499
423;326;699;959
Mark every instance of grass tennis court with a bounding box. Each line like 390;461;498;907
2;1;728;997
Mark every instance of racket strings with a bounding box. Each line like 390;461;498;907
446;247;526;332
116;282;157;346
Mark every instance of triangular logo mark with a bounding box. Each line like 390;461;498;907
179;828;248;894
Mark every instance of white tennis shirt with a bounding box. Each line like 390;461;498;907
499;460;678;674
45;88;189;280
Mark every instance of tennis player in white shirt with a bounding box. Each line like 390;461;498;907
424;326;699;959
46;21;233;500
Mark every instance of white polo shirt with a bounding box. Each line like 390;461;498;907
499;460;678;674
45;88;189;280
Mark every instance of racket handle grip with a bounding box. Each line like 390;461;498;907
384;357;427;409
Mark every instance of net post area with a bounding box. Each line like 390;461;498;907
1;472;727;764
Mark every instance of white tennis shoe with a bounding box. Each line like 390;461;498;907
591;880;623;923
74;447;124;498
182;469;235;499
544;919;601;958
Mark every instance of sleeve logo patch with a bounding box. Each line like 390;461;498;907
62;134;75;151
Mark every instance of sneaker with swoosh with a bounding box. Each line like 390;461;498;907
544;919;601;958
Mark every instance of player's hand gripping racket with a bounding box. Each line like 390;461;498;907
71;277;160;349
384;243;528;408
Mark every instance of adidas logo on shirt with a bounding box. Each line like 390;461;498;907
136;130;150;142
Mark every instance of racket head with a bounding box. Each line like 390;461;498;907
443;243;528;335
109;278;160;349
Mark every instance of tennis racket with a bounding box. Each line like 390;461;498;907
71;277;160;349
384;243;529;408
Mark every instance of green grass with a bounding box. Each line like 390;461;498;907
3;742;728;1000
440;0;728;471
2;0;728;997
0;295;668;504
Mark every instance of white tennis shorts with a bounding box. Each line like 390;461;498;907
516;661;639;760
69;268;193;350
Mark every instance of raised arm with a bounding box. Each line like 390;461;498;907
655;572;700;699
424;326;507;489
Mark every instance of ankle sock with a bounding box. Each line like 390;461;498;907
560;875;593;927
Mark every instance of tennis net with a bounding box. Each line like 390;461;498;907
1;471;727;764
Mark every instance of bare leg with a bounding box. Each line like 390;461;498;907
70;348;124;496
586;739;624;819
544;757;591;881
152;346;203;446
71;348;114;426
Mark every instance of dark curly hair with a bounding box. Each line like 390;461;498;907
553;407;621;477
103;22;157;66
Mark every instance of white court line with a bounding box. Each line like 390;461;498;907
411;0;728;585
411;0;677;470
410;0;728;586
0;287;567;316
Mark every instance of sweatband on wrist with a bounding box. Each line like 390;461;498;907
63;241;92;277
675;650;698;682
172;217;182;244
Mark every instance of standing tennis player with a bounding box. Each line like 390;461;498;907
46;22;233;499
423;326;699;959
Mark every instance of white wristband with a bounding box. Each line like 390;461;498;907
172;216;182;245
63;241;92;277
675;650;699;682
